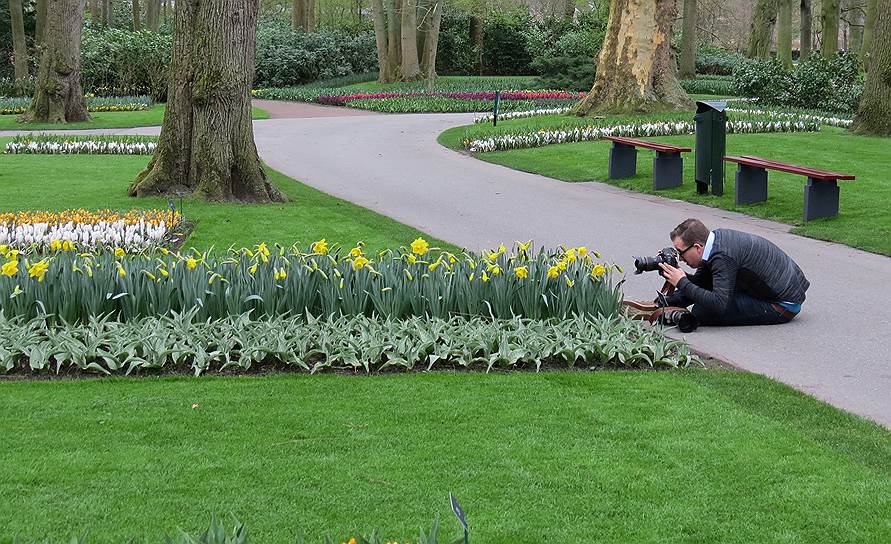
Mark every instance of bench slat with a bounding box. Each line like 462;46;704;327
725;155;855;181
604;136;691;154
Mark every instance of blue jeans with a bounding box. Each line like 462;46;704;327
689;293;796;326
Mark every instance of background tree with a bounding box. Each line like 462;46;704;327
20;0;90;123
800;0;812;58
146;0;161;31
9;0;28;89
132;0;141;30
36;0;47;42
821;0;839;57
577;0;691;114
777;0;792;66
292;0;316;31
90;0;101;25
747;0;777;59
851;0;890;135
860;0;876;66
679;0;697;78
102;0;113;27
129;0;285;202
400;0;421;79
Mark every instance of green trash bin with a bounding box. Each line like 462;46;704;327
694;100;727;196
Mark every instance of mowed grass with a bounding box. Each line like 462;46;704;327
0;140;451;252
0;370;888;542
448;126;891;256
0;104;270;131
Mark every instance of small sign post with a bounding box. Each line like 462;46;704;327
492;90;501;127
449;492;469;544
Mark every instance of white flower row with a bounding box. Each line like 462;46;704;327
466;120;819;153
4;140;157;155
725;107;853;128
0;220;172;251
473;106;573;124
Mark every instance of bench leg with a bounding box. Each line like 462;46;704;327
608;143;637;179
735;164;768;205
652;151;683;190
803;177;839;221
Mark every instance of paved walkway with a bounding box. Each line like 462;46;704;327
4;103;889;428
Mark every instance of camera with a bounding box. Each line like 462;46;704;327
659;308;699;333
633;247;679;275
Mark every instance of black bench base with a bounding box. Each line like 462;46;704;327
733;163;841;221
608;143;637;179
735;164;768;205
608;143;683;190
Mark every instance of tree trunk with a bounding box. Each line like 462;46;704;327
577;0;692;115
420;1;442;78
36;0;47;43
848;0;864;53
400;0;421;80
679;0;696;78
146;0;161;31
129;0;284;203
861;0;877;66
470;14;483;75
90;0;101;26
103;0;114;27
386;0;401;78
748;0;778;58
852;0;890;135
9;0;29;89
564;0;575;20
20;0;90;124
163;0;168;24
371;0;393;82
307;0;316;31
777;0;792;66
800;0;812;58
293;0;305;30
132;0;141;30
821;0;839;57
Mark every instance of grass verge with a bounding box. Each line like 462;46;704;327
0;105;270;131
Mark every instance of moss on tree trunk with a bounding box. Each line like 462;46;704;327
679;0;697;79
852;0;891;136
748;0;777;59
129;0;285;203
800;0;812;58
577;0;692;115
777;0;792;67
821;0;839;58
19;0;90;124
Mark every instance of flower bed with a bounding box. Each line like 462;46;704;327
474;106;573;124
0;95;152;115
464;119;821;153
0;311;700;375
0;209;180;254
317;90;583;107
0;240;621;323
4;134;157;155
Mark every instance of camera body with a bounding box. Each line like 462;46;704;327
633;247;679;275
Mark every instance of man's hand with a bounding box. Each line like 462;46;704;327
658;262;687;287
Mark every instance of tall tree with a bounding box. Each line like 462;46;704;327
800;0;812;58
102;0;114;27
469;14;483;74
20;0;90;123
90;0;101;25
146;0;161;31
777;0;792;66
387;0;401;78
132;0;141;30
400;0;421;80
679;0;697;79
852;0;890;135
847;0;865;53
36;0;47;43
748;0;778;59
821;0;839;57
9;0;29;90
860;0;877;66
129;0;284;202
852;0;891;136
292;0;315;31
419;0;442;78
577;0;691;115
371;0;392;80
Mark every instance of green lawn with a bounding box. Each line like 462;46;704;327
0;370;888;542
445;127;891;256
0;140;449;252
0;105;270;131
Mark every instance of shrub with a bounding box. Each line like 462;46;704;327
680;75;736;96
80;28;171;101
696;44;746;76
436;11;477;75
482;11;534;75
532;54;595;92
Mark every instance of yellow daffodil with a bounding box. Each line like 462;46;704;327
517;240;532;252
1;260;19;277
577;246;588;257
10;284;23;298
486;251;499;263
410;237;429;255
468;273;475;282
27;259;49;282
160;247;169;255
158;267;169;278
114;247;125;257
61;240;74;251
557;259;567;271
352;256;369;270
547;265;560;279
186;257;199;270
482;271;489;282
117;264;126;278
406;254;417;264
349;246;363;258
565;276;574;288
49;239;62;252
311;239;329;254
248;263;258;274
514;266;528;279
498;244;506;254
274;267;287;281
565;248;577;262
591;264;607;278
142;270;157;281
488;264;502;275
428;261;440;272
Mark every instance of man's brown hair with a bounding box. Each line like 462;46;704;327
671;218;710;246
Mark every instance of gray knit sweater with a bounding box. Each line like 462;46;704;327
670;229;810;314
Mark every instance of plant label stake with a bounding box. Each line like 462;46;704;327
492;90;501;127
449;492;469;544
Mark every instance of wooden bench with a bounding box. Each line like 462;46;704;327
605;136;692;190
724;155;855;221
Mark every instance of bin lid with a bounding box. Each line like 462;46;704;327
696;100;727;113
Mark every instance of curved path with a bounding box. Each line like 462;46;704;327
3;103;889;428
